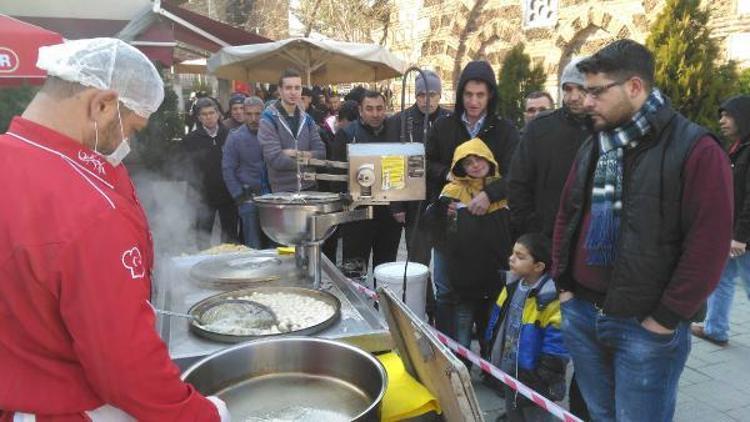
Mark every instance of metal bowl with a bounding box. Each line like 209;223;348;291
253;192;344;245
182;337;387;421
188;286;341;343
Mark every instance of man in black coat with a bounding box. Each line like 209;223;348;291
508;57;591;239
388;70;451;266
332;90;402;271
181;98;238;249
425;60;519;336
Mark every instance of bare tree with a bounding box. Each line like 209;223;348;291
292;0;394;44
451;0;490;89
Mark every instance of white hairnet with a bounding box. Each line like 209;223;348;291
37;38;164;118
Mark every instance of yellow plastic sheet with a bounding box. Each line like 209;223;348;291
377;352;441;421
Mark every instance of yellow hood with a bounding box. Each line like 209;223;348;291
440;138;506;211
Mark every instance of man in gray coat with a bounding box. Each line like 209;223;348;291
258;68;326;192
222;96;270;248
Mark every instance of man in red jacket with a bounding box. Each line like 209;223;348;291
0;38;227;421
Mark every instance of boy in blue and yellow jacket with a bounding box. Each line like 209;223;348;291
485;233;568;421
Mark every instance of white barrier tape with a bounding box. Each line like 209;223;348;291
430;328;582;422
344;277;582;422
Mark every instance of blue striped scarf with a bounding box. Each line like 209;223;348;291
585;89;665;266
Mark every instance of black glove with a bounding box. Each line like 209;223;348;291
535;355;567;402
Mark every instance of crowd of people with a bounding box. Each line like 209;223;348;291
2;35;748;421
180;38;743;422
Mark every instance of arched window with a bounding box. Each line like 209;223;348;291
524;0;558;28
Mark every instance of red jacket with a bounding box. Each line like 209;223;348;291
0;117;218;421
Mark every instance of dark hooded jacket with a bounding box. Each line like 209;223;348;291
422;139;513;300
425;61;519;203
720;95;750;242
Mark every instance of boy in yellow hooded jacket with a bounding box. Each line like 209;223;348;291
423;138;513;354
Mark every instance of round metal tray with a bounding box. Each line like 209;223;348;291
189;250;302;289
253;191;343;205
188;286;341;343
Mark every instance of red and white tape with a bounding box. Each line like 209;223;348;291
345;278;582;422
347;279;380;300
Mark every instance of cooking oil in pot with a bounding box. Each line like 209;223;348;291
218;372;372;421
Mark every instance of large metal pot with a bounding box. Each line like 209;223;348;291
253;192;344;245
182;337;387;421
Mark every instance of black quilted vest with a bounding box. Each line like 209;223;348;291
556;104;713;318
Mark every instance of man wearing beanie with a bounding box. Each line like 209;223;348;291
691;94;750;347
425;60;519;349
507;57;592;420
222;94;246;130
508;57;591;239
389;70;450;323
389;70;450;263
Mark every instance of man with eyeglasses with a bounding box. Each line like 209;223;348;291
551;39;732;421
522;91;555;125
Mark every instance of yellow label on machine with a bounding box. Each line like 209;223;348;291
381;155;405;190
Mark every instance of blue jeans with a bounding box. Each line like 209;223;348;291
432;249;453;304
560;297;690;422
238;202;264;249
433;249;456;336
704;253;750;341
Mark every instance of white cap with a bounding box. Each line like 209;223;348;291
37;38;164;118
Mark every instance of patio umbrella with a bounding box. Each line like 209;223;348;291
0;15;64;86
207;37;406;85
174;58;207;75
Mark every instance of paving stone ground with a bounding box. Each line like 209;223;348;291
472;286;750;422
395;235;750;421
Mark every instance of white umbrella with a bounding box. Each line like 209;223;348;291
207;37;406;85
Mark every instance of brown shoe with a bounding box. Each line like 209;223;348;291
690;324;728;347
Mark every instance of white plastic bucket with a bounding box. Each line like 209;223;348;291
373;262;429;321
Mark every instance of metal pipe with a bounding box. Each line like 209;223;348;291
307;243;322;289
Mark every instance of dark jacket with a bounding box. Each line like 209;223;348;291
389;104;452;215
425;61;519;203
422;139;512;300
331;118;399;161
508;107;591;237
720;95;750;241
221;124;269;201
389;103;452;144
553;102;730;329
181;124;234;206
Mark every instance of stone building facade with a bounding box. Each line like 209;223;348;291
386;0;750;103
